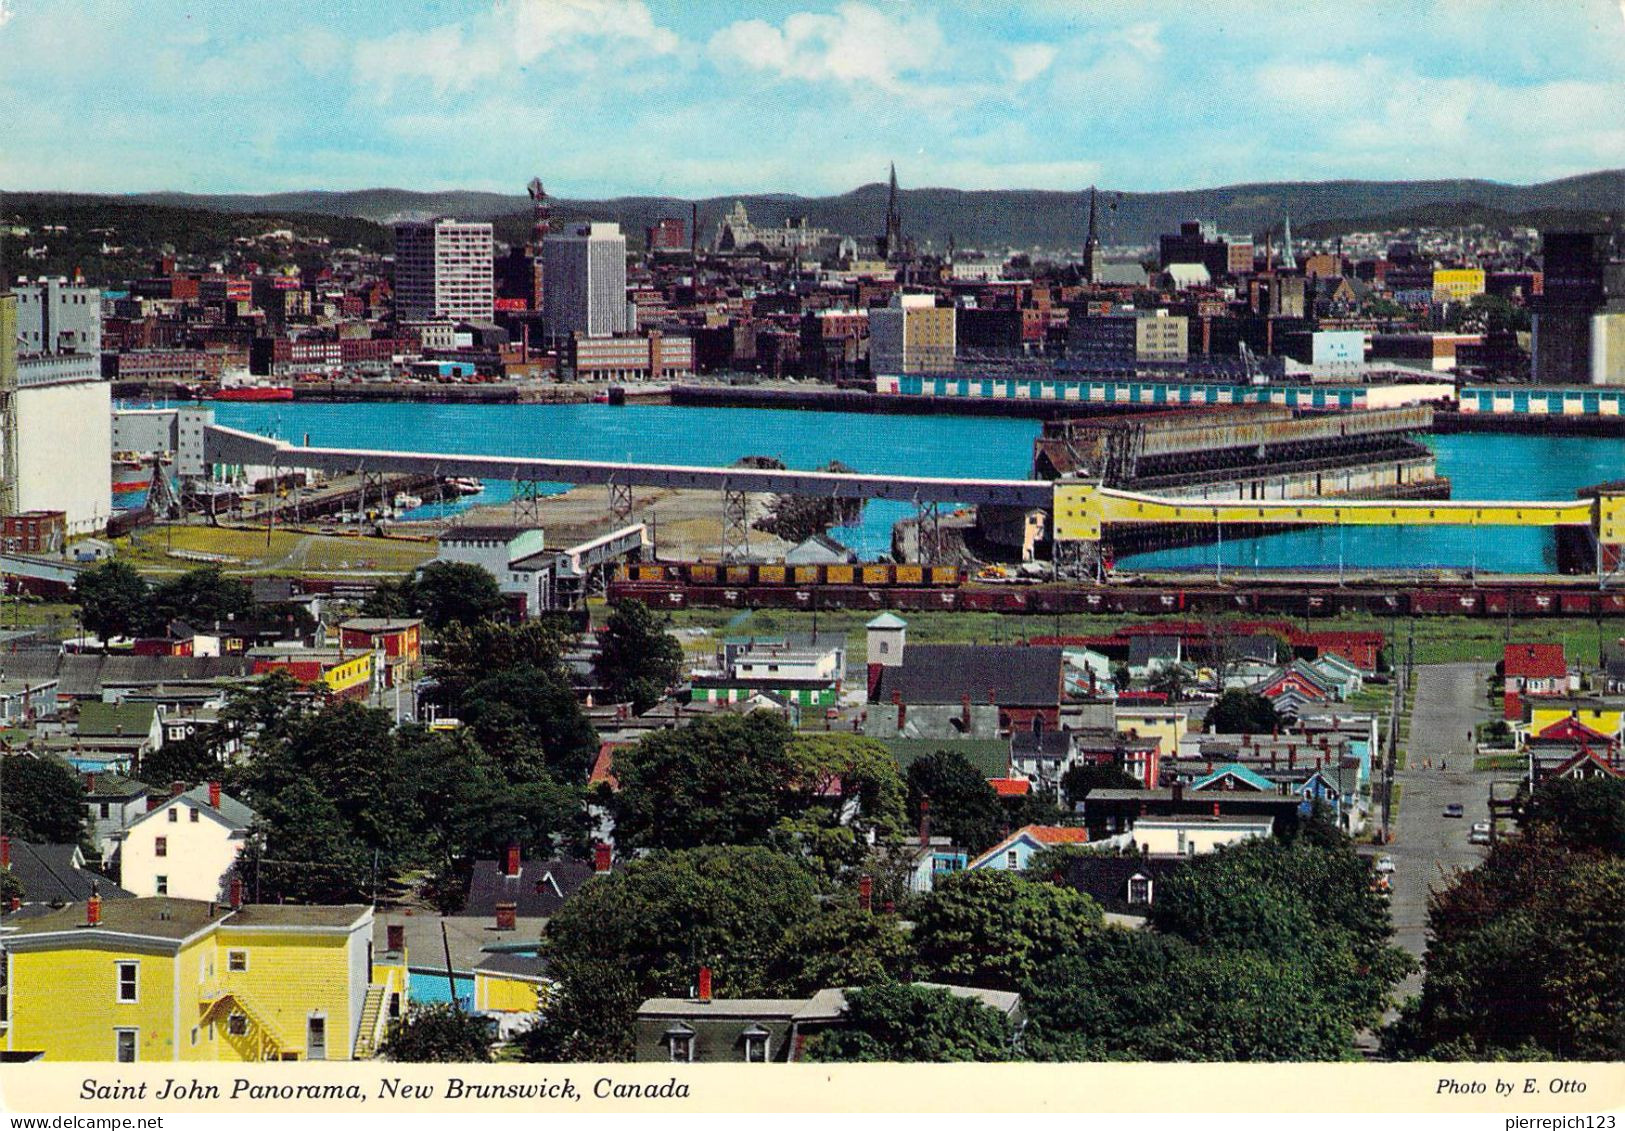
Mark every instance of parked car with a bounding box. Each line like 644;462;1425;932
1443;803;1465;818
1374;855;1395;874
1469;821;1492;845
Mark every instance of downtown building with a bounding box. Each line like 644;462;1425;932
392;219;495;323
542;222;629;340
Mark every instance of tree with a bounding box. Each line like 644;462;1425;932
1522;776;1625;856
1024;933;1355;1061
144;566;252;633
612;713;800;851
458;665;599;783
412;560;507;631
767;904;917;995
1148;663;1194;704
805;983;1018;1062
73;561;148;641
786;733;907;833
135;732;225;790
1205;690;1280;734
361;575;417;619
427;617;579;710
594;599;683;712
0;755;88;846
381;1003;493;1063
1060;763;1141;808
243;778;374;904
521;846;819;1060
911;870;1103;991
904;750;1006;855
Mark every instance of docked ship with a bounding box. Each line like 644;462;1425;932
208;367;294;401
112;454;154;498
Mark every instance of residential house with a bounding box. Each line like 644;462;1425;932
967;824;1090;872
0;895;408;1061
864;616;1065;740
117;782;254;902
337;618;423;689
633;981;1024;1063
0;837;135;909
1128;814;1276;857
694;632;846;710
82;772;150;866
0;677;58;727
248;647;376;702
460;845;612;937
1504;643;1572;721
71;701;163;773
1079;784;1302;840
1056;851;1185;913
472;951;553;1037
1521;699;1625;748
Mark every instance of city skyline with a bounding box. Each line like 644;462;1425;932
1;0;1623;198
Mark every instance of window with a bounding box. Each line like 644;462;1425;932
190;808;200;823
665;1026;695;1063
1006;850;1019;869
155;876;168;895
168;808;178;823
1127;875;1152;906
99;802;110;819
191;1026;200;1047
307;1015;327;1061
115;1028;138;1062
742;1028;770;1063
116;962;139;1003
227;1013;248;1037
228;951;248;973
155;837;167;858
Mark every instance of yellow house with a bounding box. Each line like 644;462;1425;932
0;896;408;1062
1432;268;1486;302
1524;700;1625;746
472;951;553;1021
1115;705;1191;763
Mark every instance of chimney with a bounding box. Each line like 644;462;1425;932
229;875;243;910
86;888;102;927
84;771;97;794
1172;782;1184;803
987;687;996;705
387;924;405;953
0;836;9;869
858;875;873;913
171;780;186;798
6;896;19;913
504;842;522;878
897;701;906;731
918;798;932;846
697;966;713;1003
208;781;221;809
495;901;517;931
593;842;613;874
961;693;971;729
1212;801;1222;817
146;795;163;812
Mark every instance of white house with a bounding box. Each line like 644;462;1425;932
117;781;255;901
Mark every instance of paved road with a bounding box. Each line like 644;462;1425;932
1385;661;1497;998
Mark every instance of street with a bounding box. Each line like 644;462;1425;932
1385;661;1498;997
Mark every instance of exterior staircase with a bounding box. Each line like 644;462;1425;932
353;984;387;1059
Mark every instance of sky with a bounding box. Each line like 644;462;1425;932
1;0;1623;199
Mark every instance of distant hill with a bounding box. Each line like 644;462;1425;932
104;170;1625;250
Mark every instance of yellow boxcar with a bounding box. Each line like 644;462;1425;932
758;564;787;584
895;565;924;585
725;565;754;584
689;564;718;584
929;566;960;586
792;566;822;585
861;565;891;585
827;565;855;585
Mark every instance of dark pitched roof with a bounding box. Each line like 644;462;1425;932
870;645;1064;706
474;951;552;980
462;857;600;918
1011;729;1072;757
439;524;534;544
1058;854;1185;913
3;842;136;905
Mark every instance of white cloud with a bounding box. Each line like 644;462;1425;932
1005;43;1056;84
354;0;678;100
0;1;13;30
708;2;947;95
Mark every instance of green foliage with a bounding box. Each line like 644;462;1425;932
1388;833;1625;1061
612;713;800;851
787;733;908;834
0;869;25;905
458;665;600;783
594;600;684;713
412;561;507;632
1024;933;1355;1061
904;749;1006;855
73;561;148;641
1060;763;1141;807
911;870;1103;991
805;983;1017;1062
144;566;252;632
522;846;819;1060
1152;837;1413;1037
1204;690;1280;735
428;617;578;704
360;576;417;620
1522;776;1625;856
0;755;88;846
134;732;226;791
381;1003;493;1063
767;904;917;995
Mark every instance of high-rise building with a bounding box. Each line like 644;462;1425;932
868;293;955;375
1532;229;1623;384
392;219;495;322
542;222;629;340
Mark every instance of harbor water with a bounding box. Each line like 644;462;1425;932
190;401;1620;572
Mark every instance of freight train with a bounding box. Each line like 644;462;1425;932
608;563;1625;618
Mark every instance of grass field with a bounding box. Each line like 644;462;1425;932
114;523;436;576
654;607;1617;664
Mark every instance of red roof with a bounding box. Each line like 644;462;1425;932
1537;716;1614;744
1504;643;1566;680
988;777;1032;797
588;742;623;790
1021;824;1090;846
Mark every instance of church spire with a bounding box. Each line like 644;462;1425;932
1280;211;1297;272
1083;185;1101;283
881;162;904;262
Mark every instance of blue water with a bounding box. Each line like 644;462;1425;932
179;401;1620;571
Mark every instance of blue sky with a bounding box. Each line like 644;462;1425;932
1;0;1622;198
